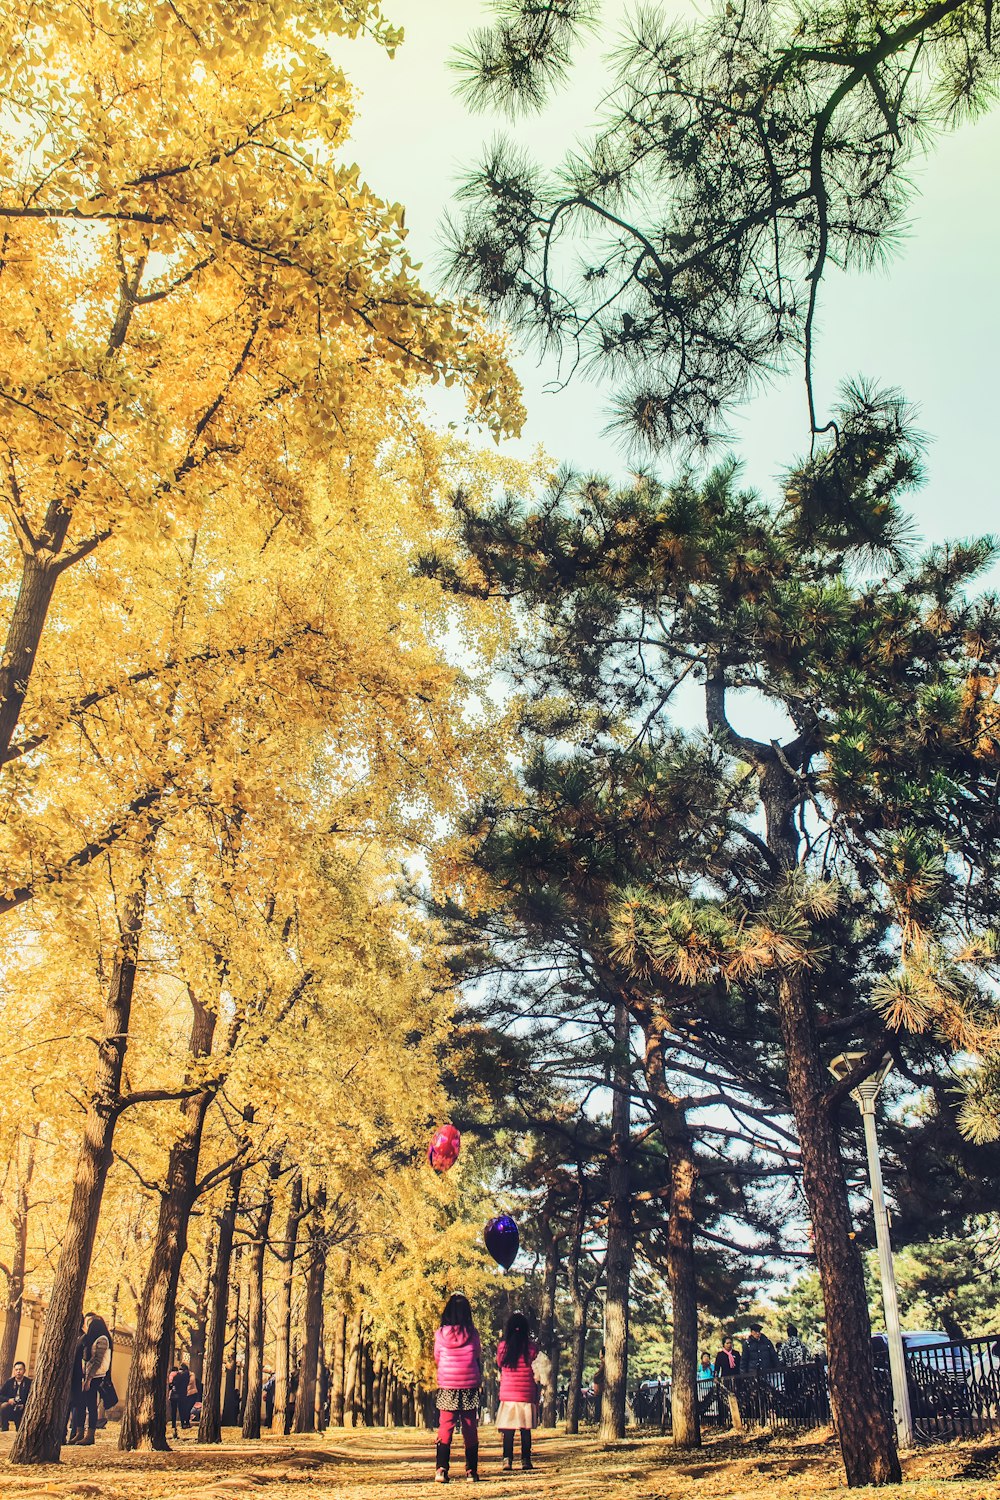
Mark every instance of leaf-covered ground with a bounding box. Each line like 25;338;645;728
1;1425;998;1500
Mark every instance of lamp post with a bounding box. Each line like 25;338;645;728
829;1051;914;1448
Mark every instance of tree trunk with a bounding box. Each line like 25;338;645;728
538;1214;561;1428
315;1304;326;1429
565;1183;590;1436
667;1141;700;1444
330;1303;347;1427
293;1186;327;1433
242;1164;277;1439
119;994;218;1451
238;1280;250;1426
11;858;151;1464
198;1149;247;1443
375;1357;387;1426
757;756;899;1487
0;538;67;763
364;1339;375;1426
636;1002;701;1448
221;1247;243;1427
188;1231;215;1387
344;1310;364;1428
270;1172;302;1435
600;997;633;1443
781;968;900;1484
0;1126;38;1382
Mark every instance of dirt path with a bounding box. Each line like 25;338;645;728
0;1424;997;1500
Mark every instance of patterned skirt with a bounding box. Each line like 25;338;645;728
437;1387;480;1413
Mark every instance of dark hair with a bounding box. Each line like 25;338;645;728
13;1360;25;1370
749;1323;762;1333
500;1311;531;1369
787;1324;798;1337
441;1294;473;1332
82;1313;112;1358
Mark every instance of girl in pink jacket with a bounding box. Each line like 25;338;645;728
433;1294;482;1483
496;1311;539;1472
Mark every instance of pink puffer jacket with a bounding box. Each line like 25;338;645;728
497;1340;539;1403
434;1325;482;1389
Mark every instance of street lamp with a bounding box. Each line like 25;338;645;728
828;1050;914;1448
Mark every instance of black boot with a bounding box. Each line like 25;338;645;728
435;1441;451;1483
465;1443;479;1482
520;1429;533;1471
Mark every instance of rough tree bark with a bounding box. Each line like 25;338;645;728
0;501;74;763
344;1310;364;1429
293;1185;327;1433
782;965;900;1482
701;673;901;1486
759;751;899;1486
707;725;900;1486
119;992;219;1451
599;997;633;1443
242;1161;278;1439
11;856;152;1464
330;1301;348;1428
270;1172;303;1435
0;1125;38;1382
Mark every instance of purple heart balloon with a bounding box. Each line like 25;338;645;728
484;1213;520;1271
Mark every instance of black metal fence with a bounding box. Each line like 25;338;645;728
633;1337;1000;1442
884;1336;1000;1440
634;1365;830;1435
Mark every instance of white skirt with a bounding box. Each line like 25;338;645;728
497;1400;535;1430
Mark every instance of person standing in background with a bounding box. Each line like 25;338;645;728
72;1312;112;1444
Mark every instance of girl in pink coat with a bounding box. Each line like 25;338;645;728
433;1294;482;1482
496;1311;539;1472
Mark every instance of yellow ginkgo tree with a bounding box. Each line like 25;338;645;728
1;0;525;1463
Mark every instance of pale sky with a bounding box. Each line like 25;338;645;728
346;0;1000;550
